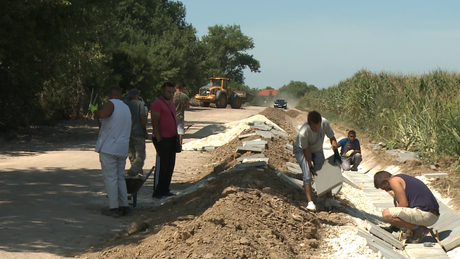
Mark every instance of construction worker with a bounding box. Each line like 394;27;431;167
293;110;342;212
374;171;440;243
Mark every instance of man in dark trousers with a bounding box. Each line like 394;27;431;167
150;82;177;199
374;171;440;243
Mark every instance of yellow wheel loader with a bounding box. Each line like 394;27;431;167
195;76;253;109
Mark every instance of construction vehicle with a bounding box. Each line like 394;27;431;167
195;76;253;109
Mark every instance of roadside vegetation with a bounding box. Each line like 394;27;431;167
1;0;260;132
297;69;460;171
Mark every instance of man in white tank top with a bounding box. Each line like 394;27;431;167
94;86;132;217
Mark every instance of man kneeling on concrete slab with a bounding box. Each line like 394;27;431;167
293;110;343;212
374;171;440;243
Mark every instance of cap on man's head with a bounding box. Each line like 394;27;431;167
127;88;139;98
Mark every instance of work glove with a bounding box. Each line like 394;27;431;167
333;148;342;164
309;165;317;176
90;103;98;113
345;149;354;157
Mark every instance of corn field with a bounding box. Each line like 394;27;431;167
299;69;460;164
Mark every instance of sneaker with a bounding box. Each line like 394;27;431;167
325;198;343;208
101;208;120;218
306;201;317;212
119;206;132;216
411;226;430;243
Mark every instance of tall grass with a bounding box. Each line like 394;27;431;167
299;69;460;164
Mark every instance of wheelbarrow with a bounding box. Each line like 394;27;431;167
125;165;155;207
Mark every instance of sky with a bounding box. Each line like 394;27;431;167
180;0;460;89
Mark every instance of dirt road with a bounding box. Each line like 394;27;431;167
0;106;264;259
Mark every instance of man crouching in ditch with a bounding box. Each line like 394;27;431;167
374;171;440;243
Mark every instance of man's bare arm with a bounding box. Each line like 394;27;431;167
329;136;339;149
389;177;409;207
94;100;114;119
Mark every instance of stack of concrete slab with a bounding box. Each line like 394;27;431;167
234;120;290;170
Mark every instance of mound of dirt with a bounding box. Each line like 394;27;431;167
80;169;322;259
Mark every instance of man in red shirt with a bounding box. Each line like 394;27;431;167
150;82;178;199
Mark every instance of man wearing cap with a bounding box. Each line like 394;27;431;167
124;88;149;176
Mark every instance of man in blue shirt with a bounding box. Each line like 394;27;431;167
338;130;362;171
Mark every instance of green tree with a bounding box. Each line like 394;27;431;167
106;0;203;101
201;25;260;84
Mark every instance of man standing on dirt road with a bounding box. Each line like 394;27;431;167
293;110;342;212
124;88;149;176
173;83;190;145
374;171;440;243
150;82;177;199
94;86;132;217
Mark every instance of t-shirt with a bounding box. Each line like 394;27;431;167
173;92;189;118
338;138;360;157
125;98;146;137
150;98;177;138
293;118;335;153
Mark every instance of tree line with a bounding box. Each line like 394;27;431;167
0;0;260;132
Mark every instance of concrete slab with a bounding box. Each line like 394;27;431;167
404;243;449;258
342;174;360;189
310;155;343;197
270;129;289;138
287;166;302;174
255;130;273;139
286;162;300;169
251;120;266;125
243;139;268;145
443;227;460;251
250;124;273;131
238;132;257;139
236;154;265;162
365;221;404;249
274;170;303;191
236;145;263;153
234;161;267;169
241;157;269;164
356;228;406;259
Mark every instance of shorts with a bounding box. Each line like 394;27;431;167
388;207;439;226
177;117;185;134
294;150;325;185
